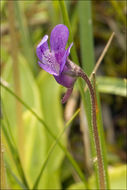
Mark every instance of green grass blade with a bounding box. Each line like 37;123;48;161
78;1;99;188
2;103;17;148
5;161;27;190
78;1;94;74
0;82;88;187
32;109;87;189
1;122;29;189
1;102;29;188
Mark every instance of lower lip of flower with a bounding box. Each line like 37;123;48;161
42;50;60;74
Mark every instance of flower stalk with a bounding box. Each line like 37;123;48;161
66;59;105;189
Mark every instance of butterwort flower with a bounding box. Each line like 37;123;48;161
36;24;78;103
36;25;105;189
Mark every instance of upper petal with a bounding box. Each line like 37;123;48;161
36;35;49;61
50;24;69;51
55;42;73;74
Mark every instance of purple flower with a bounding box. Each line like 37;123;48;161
36;26;103;186
36;24;76;89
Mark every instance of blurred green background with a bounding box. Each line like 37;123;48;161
1;0;126;189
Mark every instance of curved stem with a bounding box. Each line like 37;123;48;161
79;70;105;189
67;59;105;189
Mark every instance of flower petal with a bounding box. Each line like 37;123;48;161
36;35;49;61
50;24;69;51
55;42;73;74
61;42;73;71
38;49;60;76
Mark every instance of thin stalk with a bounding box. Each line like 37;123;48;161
82;31;115;188
80;72;105;189
67;59;106;189
91;33;115;78
80;73;105;189
8;0;24;161
84;32;115;92
93;73;110;189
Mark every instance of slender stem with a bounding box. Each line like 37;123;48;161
67;59;106;189
93;73;110;189
80;71;105;189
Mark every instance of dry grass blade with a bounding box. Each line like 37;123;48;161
84;32;115;92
